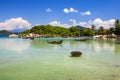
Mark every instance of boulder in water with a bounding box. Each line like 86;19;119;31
71;51;82;57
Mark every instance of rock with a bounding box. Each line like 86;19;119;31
114;64;120;67
71;51;82;57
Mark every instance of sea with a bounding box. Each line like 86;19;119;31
0;37;120;80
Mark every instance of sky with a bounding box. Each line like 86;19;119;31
0;0;120;31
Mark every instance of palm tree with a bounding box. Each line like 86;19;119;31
91;24;96;30
98;26;105;35
115;19;120;36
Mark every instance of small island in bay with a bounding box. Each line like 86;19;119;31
17;19;120;40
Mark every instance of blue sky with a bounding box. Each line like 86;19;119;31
0;0;120;31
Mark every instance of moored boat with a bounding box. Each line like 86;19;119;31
75;38;87;41
47;40;63;44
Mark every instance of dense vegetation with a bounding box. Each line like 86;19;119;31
115;19;120;36
21;25;93;37
21;19;120;37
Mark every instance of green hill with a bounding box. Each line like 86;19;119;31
0;30;12;35
75;25;86;30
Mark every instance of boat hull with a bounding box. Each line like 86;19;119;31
47;40;63;44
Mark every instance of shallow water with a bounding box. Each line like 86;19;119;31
0;38;120;80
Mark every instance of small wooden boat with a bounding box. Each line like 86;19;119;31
22;37;34;40
75;38;87;41
22;37;29;39
47;40;63;44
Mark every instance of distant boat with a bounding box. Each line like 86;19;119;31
75;38;87;41
22;37;28;39
87;36;93;40
47;40;63;44
22;37;34;40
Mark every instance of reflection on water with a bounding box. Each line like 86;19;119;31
0;38;120;80
0;38;30;52
30;39;63;49
30;38;120;55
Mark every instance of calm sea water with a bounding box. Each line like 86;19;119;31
0;37;120;80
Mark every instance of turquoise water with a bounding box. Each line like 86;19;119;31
0;38;120;80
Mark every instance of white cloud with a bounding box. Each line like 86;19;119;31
0;17;31;31
46;8;52;13
49;21;60;25
49;18;115;29
70;19;78;26
80;11;91;16
79;22;90;27
63;8;78;13
49;21;70;28
79;18;115;29
63;8;69;13
69;8;78;13
92;18;115;29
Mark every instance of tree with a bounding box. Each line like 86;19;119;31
69;26;80;37
115;19;120;35
98;26;105;35
91;24;96;30
21;30;30;37
81;28;94;36
115;19;119;25
91;24;96;35
110;27;115;34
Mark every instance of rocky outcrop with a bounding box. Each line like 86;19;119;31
71;51;82;57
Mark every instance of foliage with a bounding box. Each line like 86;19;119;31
21;30;30;35
21;19;120;37
115;19;120;35
69;26;80;37
22;25;71;37
106;27;115;35
97;26;106;35
91;24;96;30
